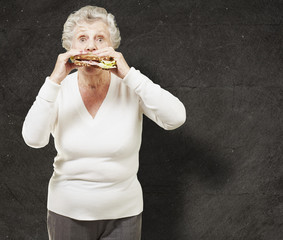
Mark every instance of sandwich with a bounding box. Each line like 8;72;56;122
70;54;117;69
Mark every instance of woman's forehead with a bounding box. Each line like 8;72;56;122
75;20;109;34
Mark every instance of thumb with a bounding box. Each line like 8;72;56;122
68;62;82;71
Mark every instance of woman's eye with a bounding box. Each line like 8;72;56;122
79;37;87;42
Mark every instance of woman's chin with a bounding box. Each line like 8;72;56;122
80;65;102;74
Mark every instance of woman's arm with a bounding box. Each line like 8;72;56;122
22;78;60;148
23;49;85;148
93;47;186;130
123;67;186;130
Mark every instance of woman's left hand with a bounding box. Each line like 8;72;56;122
93;47;130;79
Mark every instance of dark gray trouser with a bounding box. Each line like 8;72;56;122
47;210;142;240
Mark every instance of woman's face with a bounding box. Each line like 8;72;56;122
71;20;112;52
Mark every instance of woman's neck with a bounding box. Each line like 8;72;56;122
78;68;110;89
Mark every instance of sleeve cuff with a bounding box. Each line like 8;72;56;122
38;77;61;102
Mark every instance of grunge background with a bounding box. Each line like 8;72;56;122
0;0;282;239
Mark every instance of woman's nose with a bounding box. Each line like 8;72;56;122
86;40;97;52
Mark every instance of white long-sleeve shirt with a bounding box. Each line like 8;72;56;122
22;67;186;220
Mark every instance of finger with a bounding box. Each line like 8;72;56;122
93;47;115;56
67;62;79;71
97;51;119;60
63;49;88;60
93;47;113;53
70;49;89;55
109;68;118;74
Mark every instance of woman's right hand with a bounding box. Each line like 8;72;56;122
49;49;87;84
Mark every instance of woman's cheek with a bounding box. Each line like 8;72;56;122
73;40;84;49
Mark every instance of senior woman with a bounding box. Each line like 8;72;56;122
22;5;186;240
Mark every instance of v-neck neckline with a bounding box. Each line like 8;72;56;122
73;72;115;126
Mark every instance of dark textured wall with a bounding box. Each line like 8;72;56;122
1;0;282;239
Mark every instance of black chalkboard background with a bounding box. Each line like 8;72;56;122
0;0;282;239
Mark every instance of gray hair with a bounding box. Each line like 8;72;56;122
62;6;121;50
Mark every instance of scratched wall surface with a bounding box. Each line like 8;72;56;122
0;0;282;239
